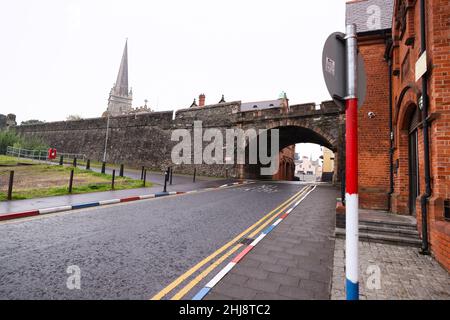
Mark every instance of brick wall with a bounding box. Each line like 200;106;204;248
390;0;450;271
357;36;391;210
273;145;295;180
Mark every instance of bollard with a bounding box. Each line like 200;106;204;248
86;159;91;170
68;169;74;193
73;157;77;167
141;166;145;180
111;169;116;190
59;155;64;166
193;168;196;183
101;162;106;174
226;168;229;179
163;169;168;192
143;169;147;187
169;167;173;185
7;170;14;200
119;164;124;177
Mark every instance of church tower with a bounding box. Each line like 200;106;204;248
105;40;133;117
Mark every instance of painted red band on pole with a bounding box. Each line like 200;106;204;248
346;98;358;195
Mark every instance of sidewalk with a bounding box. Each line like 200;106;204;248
203;184;449;300
89;165;219;186
331;239;450;300
204;185;338;300
0;177;230;216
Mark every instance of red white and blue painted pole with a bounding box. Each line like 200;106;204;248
345;24;359;300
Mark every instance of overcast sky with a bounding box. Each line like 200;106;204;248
0;0;347;159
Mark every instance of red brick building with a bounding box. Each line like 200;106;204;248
273;145;296;181
347;0;449;270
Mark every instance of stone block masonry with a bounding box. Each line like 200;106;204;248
14;101;344;180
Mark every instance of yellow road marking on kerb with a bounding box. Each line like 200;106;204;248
150;185;309;300
170;244;243;300
169;187;310;300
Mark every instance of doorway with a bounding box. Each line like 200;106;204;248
408;108;420;216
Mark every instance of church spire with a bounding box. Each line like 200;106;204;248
105;39;133;117
113;39;129;97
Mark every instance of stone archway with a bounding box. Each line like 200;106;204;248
239;123;339;180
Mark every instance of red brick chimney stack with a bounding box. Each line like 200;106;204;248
199;94;205;107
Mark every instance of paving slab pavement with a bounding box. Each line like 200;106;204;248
331;239;450;300
204;184;338;300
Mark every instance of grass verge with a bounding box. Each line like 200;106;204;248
0;156;151;201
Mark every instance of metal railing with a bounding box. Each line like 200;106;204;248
6;146;86;162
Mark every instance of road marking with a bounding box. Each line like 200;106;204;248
152;186;310;300
170;244;242;300
0;182;254;225
190;185;317;300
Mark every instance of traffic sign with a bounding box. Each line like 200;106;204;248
322;32;367;109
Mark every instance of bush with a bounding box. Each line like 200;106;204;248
0;130;49;154
13;135;49;151
0;130;20;154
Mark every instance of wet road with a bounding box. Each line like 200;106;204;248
0;181;308;299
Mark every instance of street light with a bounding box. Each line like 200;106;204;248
103;112;110;163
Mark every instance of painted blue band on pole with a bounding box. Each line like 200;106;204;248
346;278;359;300
192;287;211;300
72;202;100;210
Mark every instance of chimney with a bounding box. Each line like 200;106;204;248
199;94;206;107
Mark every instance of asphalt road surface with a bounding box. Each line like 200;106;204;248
0;181;311;299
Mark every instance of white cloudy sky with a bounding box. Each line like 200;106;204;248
0;0;347;159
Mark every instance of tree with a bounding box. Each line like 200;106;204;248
21;119;45;125
66;115;82;121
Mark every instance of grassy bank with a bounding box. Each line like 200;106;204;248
0;156;150;201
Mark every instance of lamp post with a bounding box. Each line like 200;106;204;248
103;112;110;163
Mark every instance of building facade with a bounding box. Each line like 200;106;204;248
321;147;335;182
347;0;449;271
273;145;296;181
295;155;322;182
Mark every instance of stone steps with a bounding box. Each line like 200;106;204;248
335;218;422;247
335;228;422;247
359;219;417;230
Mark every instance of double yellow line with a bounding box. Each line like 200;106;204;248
151;185;311;300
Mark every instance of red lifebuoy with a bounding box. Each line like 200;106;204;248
48;148;57;160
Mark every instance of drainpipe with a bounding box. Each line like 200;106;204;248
419;0;430;255
387;58;394;211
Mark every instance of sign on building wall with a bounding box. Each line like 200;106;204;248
415;51;427;82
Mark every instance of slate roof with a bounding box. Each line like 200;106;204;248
346;0;394;33
240;100;283;112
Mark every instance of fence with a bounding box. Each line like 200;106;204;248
0;161;172;201
6;146;86;162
